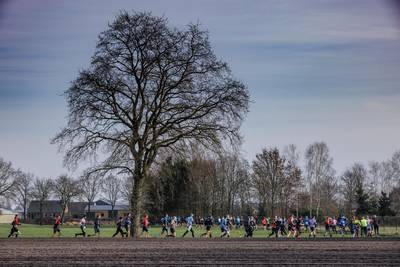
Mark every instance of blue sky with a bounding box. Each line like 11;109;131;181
1;0;400;177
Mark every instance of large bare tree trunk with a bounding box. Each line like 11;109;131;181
61;205;66;223
131;173;145;237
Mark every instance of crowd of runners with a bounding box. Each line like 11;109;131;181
6;212;383;239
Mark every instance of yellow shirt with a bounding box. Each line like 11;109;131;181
360;219;368;227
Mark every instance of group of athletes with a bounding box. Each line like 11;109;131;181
6;212;381;239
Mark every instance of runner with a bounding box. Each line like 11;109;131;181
52;214;62;237
287;215;296;238
372;215;379;236
294;216;302;238
8;214;21;238
75;215;87;237
243;216;250;237
261;216;267;231
94;214;101;237
124;213;132;237
331;217;337;233
200;215;213;238
367;216;373;237
303;216;309;232
220;216;230;238
279;217;287;236
199;217;204;230
141;214;150;238
235;216;241;229
160;214;169;237
338;215;347;237
360;216;368;237
351;216;360;238
167;216;177;238
324;216;332;237
308;216;317;238
112;216;126;237
226;215;233;232
268;216;279;238
249;216;257;236
182;214;195;238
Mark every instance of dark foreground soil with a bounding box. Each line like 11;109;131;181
0;238;399;266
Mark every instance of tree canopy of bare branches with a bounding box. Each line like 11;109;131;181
32;178;53;225
0;157;15;197
305;142;335;219
52;11;249;236
12;171;34;221
252;148;285;218
80;175;102;218
53;175;82;222
102;175;122;219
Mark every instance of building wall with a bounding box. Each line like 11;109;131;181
0;214;15;224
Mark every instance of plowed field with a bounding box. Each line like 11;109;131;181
1;238;399;266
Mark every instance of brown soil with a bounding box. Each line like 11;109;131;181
0;238;399;266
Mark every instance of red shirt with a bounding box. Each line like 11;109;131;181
55;217;61;225
143;217;149;227
12;217;20;226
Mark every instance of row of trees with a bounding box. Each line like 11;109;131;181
0;157;127;224
2;141;400;225
144;143;400;220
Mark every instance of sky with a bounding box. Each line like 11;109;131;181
1;0;400;178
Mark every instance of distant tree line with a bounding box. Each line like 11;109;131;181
144;142;400;220
1;142;399;223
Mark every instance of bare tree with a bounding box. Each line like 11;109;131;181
52;11;249;236
12;171;33;221
283;144;302;216
252;148;285;218
32;178;53;225
0;157;15;197
53;175;82;222
305;142;335;219
341;163;366;216
102;175;121;219
213;152;249;214
80;175;102;218
368;161;383;198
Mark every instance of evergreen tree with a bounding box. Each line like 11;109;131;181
355;183;369;215
378;191;395;216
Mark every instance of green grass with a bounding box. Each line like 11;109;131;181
1;223;399;238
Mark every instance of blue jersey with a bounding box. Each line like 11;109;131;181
220;218;227;229
236;217;241;225
161;216;169;225
338;217;346;227
124;216;131;226
309;218;316;227
186;216;193;226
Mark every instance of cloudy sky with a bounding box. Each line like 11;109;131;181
1;0;400;177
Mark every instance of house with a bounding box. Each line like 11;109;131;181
27;200;130;222
28;200;62;222
27;200;88;222
85;200;130;219
0;208;18;224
